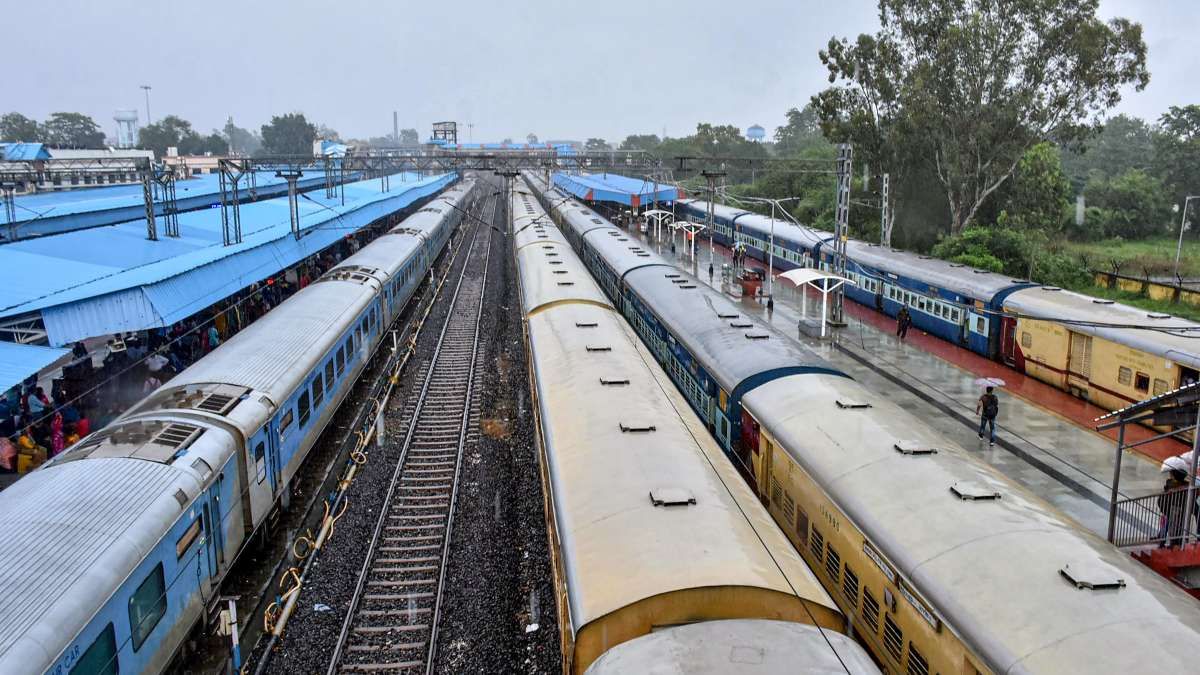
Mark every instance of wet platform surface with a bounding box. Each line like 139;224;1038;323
633;226;1181;535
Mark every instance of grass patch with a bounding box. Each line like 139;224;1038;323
1062;236;1200;277
1071;284;1200;322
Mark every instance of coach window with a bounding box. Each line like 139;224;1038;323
128;563;167;650
336;347;345;376
325;362;335;392
1154;378;1169;396
1134;372;1150;393
1118;366;1132;385
312;373;325;407
975;317;986;334
1021;332;1032;348
298;391;311;428
71;623;117;675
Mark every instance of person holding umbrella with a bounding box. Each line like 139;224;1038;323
975;379;1003;446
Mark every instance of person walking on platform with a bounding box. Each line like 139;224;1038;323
896;307;912;339
1159;470;1189;548
976;386;999;446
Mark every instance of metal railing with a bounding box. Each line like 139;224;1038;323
1110;485;1200;548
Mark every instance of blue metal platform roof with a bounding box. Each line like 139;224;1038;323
0;342;69;394
0;143;52;161
552;172;681;207
0;171;454;346
2;170;332;240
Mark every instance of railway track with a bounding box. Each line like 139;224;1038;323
327;190;496;674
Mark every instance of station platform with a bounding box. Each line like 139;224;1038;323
0;171;452;347
632;227;1176;535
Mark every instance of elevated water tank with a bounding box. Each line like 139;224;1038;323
746;124;766;142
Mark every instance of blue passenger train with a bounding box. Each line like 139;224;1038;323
674;199;1036;357
0;178;474;675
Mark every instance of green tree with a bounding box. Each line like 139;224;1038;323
814;0;1148;235
1154;105;1200;208
138;115;202;157
400;128;420;145
261;113;318;155
42;112;106;149
619;134;662;153
1083;169;1172;238
1001;142;1071;232
773;104;826;156
195;132;228;155
0;112;42;142
584;137;610;152
1059;114;1155;188
222;117;261;156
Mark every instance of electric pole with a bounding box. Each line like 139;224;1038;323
830;143;852;325
880;173;891;247
701;170;725;281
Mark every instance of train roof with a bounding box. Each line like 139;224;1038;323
623;267;841;396
843;241;1030;300
585;620;879;675
527;302;838;645
0;457;203;671
677;197;751;223
513;182;611;314
743;373;1200;674
1004;286;1200;369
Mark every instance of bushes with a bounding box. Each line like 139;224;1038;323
931;227;1091;289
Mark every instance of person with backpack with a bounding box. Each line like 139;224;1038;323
977;386;1000;445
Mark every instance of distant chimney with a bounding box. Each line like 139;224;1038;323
393;111;399;143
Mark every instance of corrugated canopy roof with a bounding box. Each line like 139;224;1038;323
0;172;454;346
0;341;69;394
553;172;681;207
0;143;51;161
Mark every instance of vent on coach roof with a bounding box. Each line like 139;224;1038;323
671;279;687;284
549;261;563;265
416;207;443;214
545;252;559;257
542;245;554;249
730;322;753;328
717;312;738;318
894;441;938;456
600;378;630;386
949;263;965;268
557;282;574;286
576;321;598;328
636;253;651;257
553;270;568;275
836;399;872;409
391;227;424;236
665;273;681;278
1042;286;1062;291
680;284;697;289
1148;313;1172;319
591;218;603;224
1092;299;1115;305
620;423;657;433
649;488;696;507
1059;562;1126;591
174;489;189;507
154;423;203;450
972;269;990;274
745;333;769;340
586;345;611;352
950;482;1001;501
196;393;236;415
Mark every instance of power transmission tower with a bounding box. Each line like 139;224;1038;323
830;143;852;325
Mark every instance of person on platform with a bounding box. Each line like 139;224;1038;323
976;386;999;446
1159;469;1190;548
896;306;912;339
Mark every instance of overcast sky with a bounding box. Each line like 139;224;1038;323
8;0;1197;144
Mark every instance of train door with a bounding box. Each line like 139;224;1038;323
204;473;227;578
202;503;220;583
1182;367;1200;389
739;409;760;490
1067;331;1093;398
1000;317;1019;366
244;426;276;528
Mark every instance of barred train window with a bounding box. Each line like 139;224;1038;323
1118;366;1132;385
1154;379;1169;396
1021;332;1032;348
1135;372;1150;392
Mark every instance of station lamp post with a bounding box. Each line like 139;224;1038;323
1175;196;1198;279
